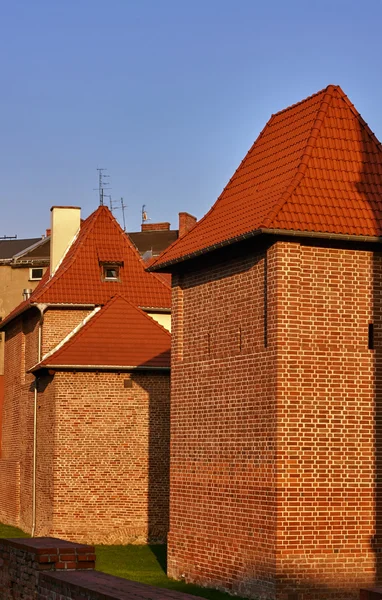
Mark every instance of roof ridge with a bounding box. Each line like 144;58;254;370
149;115;276;270
39;294;120;363
39;306;101;363
335;86;382;155
32;207;105;301
270;84;340;119
34;294;170;367
262;85;336;228
100;208;172;290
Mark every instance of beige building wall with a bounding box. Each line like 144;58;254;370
0;266;48;320
147;312;171;332
50;206;81;275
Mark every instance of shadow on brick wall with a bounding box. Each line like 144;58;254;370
131;359;170;544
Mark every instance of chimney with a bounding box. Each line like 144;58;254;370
23;289;33;301
50;206;81;275
179;212;197;237
141;222;170;232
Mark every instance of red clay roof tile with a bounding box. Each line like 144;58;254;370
151;85;382;270
33;205;171;307
1;206;171;327
33;295;170;370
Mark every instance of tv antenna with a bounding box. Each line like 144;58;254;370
120;198;127;231
109;196;127;232
0;234;17;239
95;168;110;206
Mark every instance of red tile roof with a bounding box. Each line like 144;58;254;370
1;206;171;327
151;85;382;270
31;295;170;371
33;206;171;306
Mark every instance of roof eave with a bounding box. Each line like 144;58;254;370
0;302;98;330
148;229;264;272
29;363;170;374
149;227;382;272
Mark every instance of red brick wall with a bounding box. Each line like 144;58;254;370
0;537;95;600
0;375;4;449
178;213;197;237
0;306;170;543
0;310;40;530
169;247;278;599
168;241;379;599
35;370;170;544
275;242;377;599
142;222;170;231
42;308;92;355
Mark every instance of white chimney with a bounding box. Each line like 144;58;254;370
50;206;81;275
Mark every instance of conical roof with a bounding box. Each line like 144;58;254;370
151;85;382;270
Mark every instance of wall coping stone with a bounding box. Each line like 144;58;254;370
3;536;94;554
40;570;205;600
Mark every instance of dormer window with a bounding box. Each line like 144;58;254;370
105;267;119;280
100;262;122;282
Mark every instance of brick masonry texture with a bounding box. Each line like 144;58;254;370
41;308;92;356
360;589;382;599
0;537;202;600
0;537;95;600
168;240;381;600
0;308;170;543
36;370;170;543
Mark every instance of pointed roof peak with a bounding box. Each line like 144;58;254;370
31;293;170;371
29;204;171;307
270;84;341;120
151;84;382;271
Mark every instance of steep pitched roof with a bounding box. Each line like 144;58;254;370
33;206;170;307
151;85;382;270
30;295;170;371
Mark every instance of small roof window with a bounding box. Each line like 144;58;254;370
101;262;122;282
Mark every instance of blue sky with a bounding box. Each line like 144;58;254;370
1;0;382;237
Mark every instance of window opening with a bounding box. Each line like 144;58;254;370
100;262;122;282
29;267;43;281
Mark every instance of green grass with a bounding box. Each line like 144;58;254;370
95;544;248;600
0;523;29;538
0;524;245;600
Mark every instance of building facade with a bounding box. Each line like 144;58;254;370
151;85;382;599
0;205;172;544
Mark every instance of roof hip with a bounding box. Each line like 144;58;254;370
262;85;335;228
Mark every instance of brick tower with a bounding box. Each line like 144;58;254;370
150;85;382;599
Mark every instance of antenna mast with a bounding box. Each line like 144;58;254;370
120;197;127;232
109;195;127;232
96;168;110;206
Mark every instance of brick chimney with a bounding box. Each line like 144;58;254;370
179;212;197;237
50;206;81;275
141;222;170;232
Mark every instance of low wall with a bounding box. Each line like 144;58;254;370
0;537;202;600
0;537;95;599
38;570;201;600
